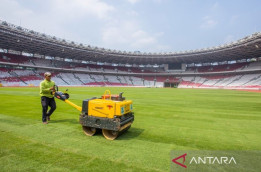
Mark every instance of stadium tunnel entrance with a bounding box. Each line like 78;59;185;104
164;82;179;88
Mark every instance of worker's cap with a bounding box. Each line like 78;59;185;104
44;72;52;77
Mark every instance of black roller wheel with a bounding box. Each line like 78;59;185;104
82;126;96;136
102;129;119;140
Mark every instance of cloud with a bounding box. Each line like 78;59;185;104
200;16;218;29
0;0;170;52
212;2;219;10
126;10;139;17
224;35;235;43
102;21;151;46
51;0;115;20
153;0;163;3
0;0;34;24
0;0;114;23
127;0;163;4
131;30;157;47
0;0;115;41
102;20;169;52
127;0;141;4
229;15;239;25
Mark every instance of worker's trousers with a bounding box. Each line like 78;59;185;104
41;96;56;122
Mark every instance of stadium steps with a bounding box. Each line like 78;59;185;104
73;73;84;85
116;76;125;86
130;77;134;86
31;60;36;66
123;76;132;86
226;75;243;86
51;60;56;67
103;75;108;81
212;78;225;86
56;74;69;85
142;78;145;86
125;76;130;86
103;75;109;85
241;74;261;86
102;75;108;86
129;77;134;86
9;71;27;85
193;77;203;87
89;74;95;82
198;78;208;87
89;74;97;83
153;80;157;87
187;76;196;87
33;70;42;77
116;76;121;83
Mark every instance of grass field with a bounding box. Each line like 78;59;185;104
0;87;260;171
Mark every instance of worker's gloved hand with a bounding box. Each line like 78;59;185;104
50;86;55;92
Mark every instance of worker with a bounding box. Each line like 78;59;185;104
40;72;56;124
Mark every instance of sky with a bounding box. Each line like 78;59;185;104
0;0;261;53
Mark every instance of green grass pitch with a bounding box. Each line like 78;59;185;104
0;87;260;171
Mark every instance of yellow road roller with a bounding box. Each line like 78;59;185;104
53;86;134;140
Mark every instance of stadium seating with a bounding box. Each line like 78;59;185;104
187;63;249;73
0;52;260;89
179;73;261;89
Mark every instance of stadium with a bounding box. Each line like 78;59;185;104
0;20;261;89
0;2;261;171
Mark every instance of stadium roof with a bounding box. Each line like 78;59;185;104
0;20;261;65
